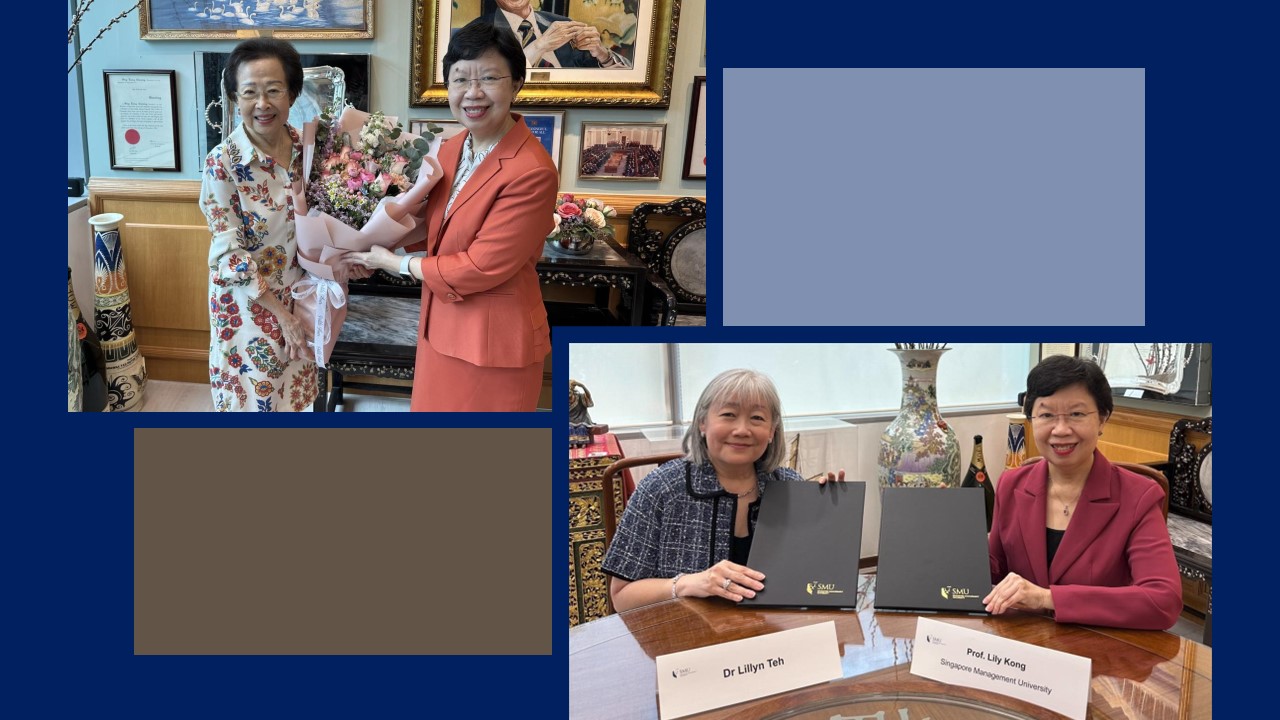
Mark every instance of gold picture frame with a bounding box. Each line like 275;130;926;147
140;0;373;40
411;0;681;107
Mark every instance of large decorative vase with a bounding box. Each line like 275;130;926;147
68;267;109;412
877;348;961;489
90;212;147;411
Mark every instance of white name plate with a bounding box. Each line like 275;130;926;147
911;617;1092;720
655;620;841;720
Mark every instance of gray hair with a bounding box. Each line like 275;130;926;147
683;369;786;473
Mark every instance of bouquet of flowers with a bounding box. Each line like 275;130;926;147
546;194;617;255
290;105;444;366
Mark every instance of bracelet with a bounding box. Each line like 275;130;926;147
671;573;685;600
399;254;414;278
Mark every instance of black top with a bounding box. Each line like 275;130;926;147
730;498;760;565
1046;527;1067;569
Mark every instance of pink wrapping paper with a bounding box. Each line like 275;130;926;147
290;107;444;366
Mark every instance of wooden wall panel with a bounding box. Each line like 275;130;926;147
1022;405;1206;465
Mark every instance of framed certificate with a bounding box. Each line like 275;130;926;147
521;110;565;171
103;70;180;171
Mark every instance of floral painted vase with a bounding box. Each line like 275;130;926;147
877;348;961;489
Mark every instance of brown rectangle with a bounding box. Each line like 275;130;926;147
135;428;551;654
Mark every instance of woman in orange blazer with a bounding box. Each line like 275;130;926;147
346;19;556;411
984;355;1183;630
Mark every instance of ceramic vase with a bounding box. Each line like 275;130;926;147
877;348;961;489
90;212;147;411
1004;412;1028;471
68;267;109;412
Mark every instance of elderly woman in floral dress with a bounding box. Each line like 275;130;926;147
200;38;318;411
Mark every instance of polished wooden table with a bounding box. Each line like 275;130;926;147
570;573;1211;719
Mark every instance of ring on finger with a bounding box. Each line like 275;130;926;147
722;577;732;591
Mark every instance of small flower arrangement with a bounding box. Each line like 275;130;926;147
547;193;617;255
304;105;439;231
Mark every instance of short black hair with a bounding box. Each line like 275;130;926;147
223;38;304;103
1023;355;1114;420
443;18;527;86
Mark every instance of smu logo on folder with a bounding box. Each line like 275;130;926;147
940;585;980;601
805;581;846;596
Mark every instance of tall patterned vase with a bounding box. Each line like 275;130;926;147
1004;412;1028;471
68;267;109;412
90;212;147;411
877;348;961;489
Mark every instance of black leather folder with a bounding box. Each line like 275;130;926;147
739;481;865;609
874;487;990;614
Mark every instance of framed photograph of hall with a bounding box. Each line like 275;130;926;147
578;122;665;181
682;75;706;179
411;0;680;107
140;0;373;40
103;70;180;171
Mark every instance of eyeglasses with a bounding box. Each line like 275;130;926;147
1030;411;1099;426
237;87;287;103
448;76;511;90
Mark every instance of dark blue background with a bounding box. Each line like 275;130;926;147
40;0;1262;715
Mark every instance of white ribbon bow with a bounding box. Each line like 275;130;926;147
291;274;347;368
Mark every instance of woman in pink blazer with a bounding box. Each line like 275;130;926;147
984;355;1183;630
347;19;556;411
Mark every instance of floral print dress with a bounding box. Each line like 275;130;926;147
200;123;317;412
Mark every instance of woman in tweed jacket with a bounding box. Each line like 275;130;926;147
602;369;844;612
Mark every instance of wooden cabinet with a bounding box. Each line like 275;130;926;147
569;434;624;627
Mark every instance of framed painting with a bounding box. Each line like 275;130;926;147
411;0;681;107
195;52;370;161
682;75;705;179
141;0;373;40
104;70;180;171
578;122;665;181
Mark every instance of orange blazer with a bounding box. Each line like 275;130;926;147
988;450;1183;630
407;115;557;368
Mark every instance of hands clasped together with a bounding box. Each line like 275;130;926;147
537;21;613;63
